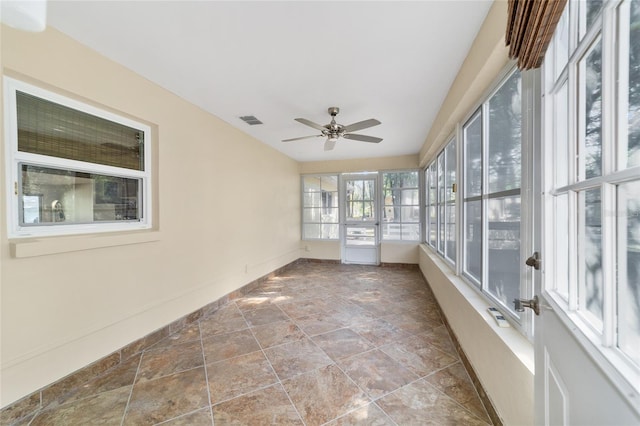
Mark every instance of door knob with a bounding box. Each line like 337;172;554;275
526;251;541;270
513;295;540;315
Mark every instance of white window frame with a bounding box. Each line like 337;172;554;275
542;0;640;393
424;136;457;267
424;63;535;338
301;173;340;241
381;169;421;242
4;77;152;238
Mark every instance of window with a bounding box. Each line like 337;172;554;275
426;162;437;247
381;170;420;241
302;174;339;240
544;0;640;379
425;138;457;263
462;68;524;316
4;78;152;237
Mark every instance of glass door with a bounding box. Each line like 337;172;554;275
342;174;380;265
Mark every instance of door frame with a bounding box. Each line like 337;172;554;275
340;172;380;265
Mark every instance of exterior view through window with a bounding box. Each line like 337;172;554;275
543;0;640;376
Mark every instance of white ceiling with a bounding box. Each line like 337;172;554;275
46;1;493;162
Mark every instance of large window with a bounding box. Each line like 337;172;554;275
461;69;523;316
381;170;420;241
302;174;339;240
544;0;640;378
425;138;457;263
4;78;152;237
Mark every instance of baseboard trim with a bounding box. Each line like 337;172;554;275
420;274;503;426
0;258;303;424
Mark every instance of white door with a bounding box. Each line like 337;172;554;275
342;174;379;265
533;1;640;423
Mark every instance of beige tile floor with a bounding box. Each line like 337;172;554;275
22;263;492;425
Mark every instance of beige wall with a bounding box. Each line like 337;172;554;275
416;1;535;424
418;0;510;167
0;25;301;407
419;248;534;425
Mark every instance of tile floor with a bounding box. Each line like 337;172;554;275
20;263;493;425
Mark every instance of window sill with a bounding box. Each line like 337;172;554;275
419;244;534;374
10;231;161;258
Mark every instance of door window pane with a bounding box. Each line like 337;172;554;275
618;181;640;366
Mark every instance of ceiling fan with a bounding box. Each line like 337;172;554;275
282;107;382;151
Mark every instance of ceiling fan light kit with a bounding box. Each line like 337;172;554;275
282;107;382;151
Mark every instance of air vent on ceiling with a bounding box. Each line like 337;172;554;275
239;115;263;125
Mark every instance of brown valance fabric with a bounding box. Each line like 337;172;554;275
505;0;568;70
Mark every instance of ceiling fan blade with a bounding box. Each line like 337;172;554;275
282;135;322;142
343;119;381;133
343;134;383;143
324;139;336;151
295;118;327;132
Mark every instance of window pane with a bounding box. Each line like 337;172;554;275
582;39;603;179
553;8;569;81
401;189;419;205
302;175;339;240
320;175;338;191
17;92;144;171
323;207;339;223
322;224;339;239
554;193;570;300
445;141;456;202
429;205;437;247
464;113;482;197
586;0;603;29
581;188;603;324
618;180;640;366
464;200;482;283
401;224;420;241
487;195;521;312
303;208;320;222
445;141;457;263
438;153;445;252
438;204;445;253
488;71;522;193
20;164;140;225
556;82;570;187
303;224;321;239
303;175;321;191
628;0;640;168
445;200;456;263
303;192;320;207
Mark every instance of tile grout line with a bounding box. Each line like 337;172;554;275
119;351;145;426
235;300;308;426
197;320;216;426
